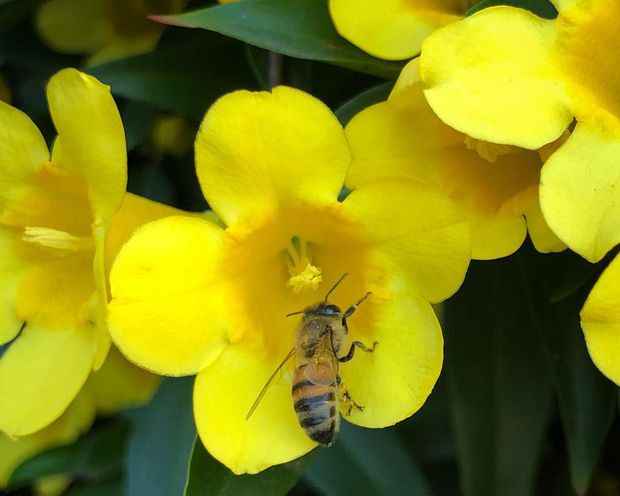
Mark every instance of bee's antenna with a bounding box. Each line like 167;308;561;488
285;310;305;318
324;273;348;302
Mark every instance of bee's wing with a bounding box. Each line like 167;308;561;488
246;346;296;421
304;333;338;386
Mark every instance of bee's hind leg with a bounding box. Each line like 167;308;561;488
337;377;364;417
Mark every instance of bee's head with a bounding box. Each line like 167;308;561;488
306;302;342;316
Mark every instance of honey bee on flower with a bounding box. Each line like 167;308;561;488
108;86;471;473
246;274;377;447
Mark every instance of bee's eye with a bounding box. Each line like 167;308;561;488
323;304;340;315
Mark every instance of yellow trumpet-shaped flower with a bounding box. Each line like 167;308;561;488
108;87;471;474
0;346;160;488
419;0;620;262
329;0;478;60
35;0;182;65
346;59;566;260
0;68;179;438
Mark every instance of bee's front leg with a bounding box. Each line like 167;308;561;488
337;377;364;417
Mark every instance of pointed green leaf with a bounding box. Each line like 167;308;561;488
126;377;196;496
154;0;402;78
306;423;433;496
443;257;553;496
9;421;128;487
88;31;254;119
64;479;124;496
184;440;310;496
516;248;616;494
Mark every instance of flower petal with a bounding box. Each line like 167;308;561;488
0;322;97;436
420;6;572;149
0;100;49;184
553;0;620;126
581;254;620;385
86;34;163;66
194;344;316;474
328;0;463;60
540;122;620;262
345;76;541;261
35;0;110;55
88;346;160;414
522;194;566;253
0;229;26;344
342;178;470;303
47;69;126;223
105;192;190;270
344;99;459;189
195;87;350;226
108;216;229;376
16;254;95;329
92;194;188;370
470;213;527;261
339;295;442;427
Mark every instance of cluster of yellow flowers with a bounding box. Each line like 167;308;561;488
329;0;620;383
1;0;618;484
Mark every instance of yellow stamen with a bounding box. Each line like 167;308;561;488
23;227;93;252
285;237;323;294
464;136;517;163
287;263;323;294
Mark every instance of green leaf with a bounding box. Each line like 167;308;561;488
184;440;310;496
64;479;124;496
549;247;619;304
9;421;128;486
466;0;558;18
305;423;433;496
396;378;456;465
516;248;616;494
126;377;197;496
335;81;393;126
87;31;255;119
121;101;159;152
155;0;402;78
443;257;554;496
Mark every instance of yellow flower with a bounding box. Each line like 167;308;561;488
108;87;471;474
35;0;182;65
418;0;620;263
328;0;478;60
345;59;566;260
0;346;159;489
0;68;178;438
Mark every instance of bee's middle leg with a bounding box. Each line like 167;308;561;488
338;340;378;363
337;377;364;417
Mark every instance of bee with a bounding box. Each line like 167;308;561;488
246;274;378;447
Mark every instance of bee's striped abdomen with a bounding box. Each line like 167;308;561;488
292;368;340;447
